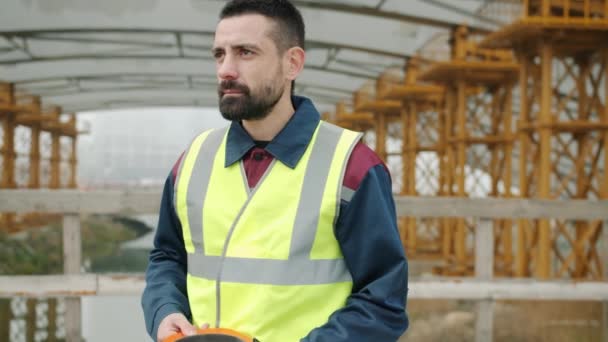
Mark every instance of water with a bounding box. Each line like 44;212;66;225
82;296;149;342
80;215;157;341
2;214;158;341
81;215;155;341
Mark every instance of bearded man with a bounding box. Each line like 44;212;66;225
141;1;409;341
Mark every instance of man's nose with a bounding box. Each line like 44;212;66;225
217;55;238;80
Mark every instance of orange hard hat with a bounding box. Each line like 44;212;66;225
163;328;256;342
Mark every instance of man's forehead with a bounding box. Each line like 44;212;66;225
214;14;275;44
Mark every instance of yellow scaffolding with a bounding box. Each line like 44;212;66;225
379;57;446;261
0;83;79;233
418;26;519;276
481;0;607;279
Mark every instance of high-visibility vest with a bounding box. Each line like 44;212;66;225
174;121;362;341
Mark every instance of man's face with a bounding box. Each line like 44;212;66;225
213;14;287;121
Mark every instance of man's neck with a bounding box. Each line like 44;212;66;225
241;93;295;141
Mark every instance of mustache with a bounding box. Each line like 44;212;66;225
218;80;250;95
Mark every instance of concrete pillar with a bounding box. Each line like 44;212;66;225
63;214;82;342
475;219;494;342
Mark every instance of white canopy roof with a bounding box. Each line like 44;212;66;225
0;0;497;113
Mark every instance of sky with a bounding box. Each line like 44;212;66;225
76;107;228;187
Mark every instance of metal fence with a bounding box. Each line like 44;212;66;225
0;189;607;342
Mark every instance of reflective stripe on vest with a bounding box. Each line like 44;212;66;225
175;127;228;254
175;121;362;341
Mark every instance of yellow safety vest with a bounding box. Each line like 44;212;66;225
174;121;361;341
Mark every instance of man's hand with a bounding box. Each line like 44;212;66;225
156;313;209;342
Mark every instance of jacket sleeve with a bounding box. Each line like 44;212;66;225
141;173;191;340
302;164;409;342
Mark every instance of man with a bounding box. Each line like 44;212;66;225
141;0;408;341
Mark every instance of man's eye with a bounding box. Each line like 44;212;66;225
241;49;253;56
213;51;224;59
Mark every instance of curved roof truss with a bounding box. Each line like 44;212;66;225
0;0;494;113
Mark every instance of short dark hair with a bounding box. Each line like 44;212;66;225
220;0;305;53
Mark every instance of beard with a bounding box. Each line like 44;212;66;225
218;78;284;122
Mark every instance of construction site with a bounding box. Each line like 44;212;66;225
1;0;607;341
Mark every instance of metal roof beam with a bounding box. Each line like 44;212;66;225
62;100;218;113
422;0;505;26
61;97;341;113
1;56;376;81
2;30;409;60
21;79;355;98
41;89;218;107
291;0;493;33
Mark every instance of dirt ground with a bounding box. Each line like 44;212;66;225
398;297;605;341
399;262;606;341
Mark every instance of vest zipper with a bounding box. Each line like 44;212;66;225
215;159;276;328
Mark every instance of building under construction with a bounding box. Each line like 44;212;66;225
0;0;607;341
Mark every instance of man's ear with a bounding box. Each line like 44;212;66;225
284;47;306;81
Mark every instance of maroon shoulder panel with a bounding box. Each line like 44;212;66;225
343;141;389;191
170;152;185;184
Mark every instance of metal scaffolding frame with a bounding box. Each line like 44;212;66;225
481;0;608;280
0;83;77;233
